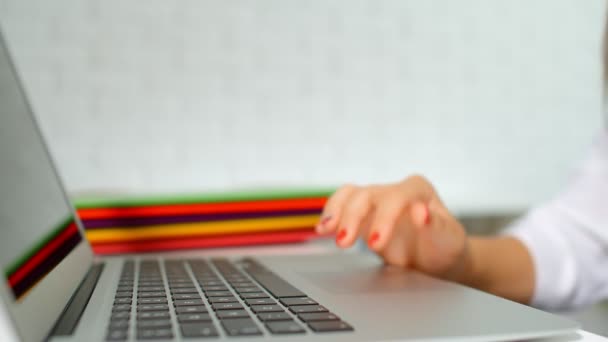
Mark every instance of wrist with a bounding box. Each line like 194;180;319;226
453;236;534;304
445;236;479;287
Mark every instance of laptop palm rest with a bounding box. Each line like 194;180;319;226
299;265;444;294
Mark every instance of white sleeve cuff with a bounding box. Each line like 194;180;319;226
502;205;578;311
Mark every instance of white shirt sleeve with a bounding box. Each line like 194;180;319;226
504;130;608;311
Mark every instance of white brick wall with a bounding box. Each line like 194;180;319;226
0;0;605;212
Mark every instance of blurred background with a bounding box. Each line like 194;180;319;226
0;0;607;335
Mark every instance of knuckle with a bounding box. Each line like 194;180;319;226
401;174;436;196
404;173;429;185
340;183;358;193
353;189;372;206
383;191;408;207
325;193;338;208
343;192;370;218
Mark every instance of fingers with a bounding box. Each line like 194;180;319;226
410;201;431;228
398;175;436;204
318;176;444;257
316;184;357;234
365;195;406;251
367;199;438;264
363;175;434;246
412;199;466;275
335;190;374;248
411;200;449;248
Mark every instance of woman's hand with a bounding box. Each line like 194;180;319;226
316;175;470;281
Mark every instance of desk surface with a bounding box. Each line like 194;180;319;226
1;240;606;341
540;331;607;342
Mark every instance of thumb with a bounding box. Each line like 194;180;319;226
410;201;463;274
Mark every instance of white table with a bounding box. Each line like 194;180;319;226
537;331;607;341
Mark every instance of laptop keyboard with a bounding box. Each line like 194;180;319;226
106;258;353;340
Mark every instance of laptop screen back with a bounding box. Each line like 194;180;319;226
0;31;94;341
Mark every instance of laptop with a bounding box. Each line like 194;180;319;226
0;29;579;342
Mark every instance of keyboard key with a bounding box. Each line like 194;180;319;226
138;282;163;287
136;319;172;329
175;306;208;314
224;273;246;278
198;281;223;287
117;286;133;292
138;312;170;320
207;296;238;304
138;298;167;305
180;323;218;338
266;320;306;334
138;292;166;298
138;286;164;292
138;304;169;312
106;329;128;341
241;267;305;298
221;318;262;336
177;313;212;323
280;297;318;306
289;305;328;314
172;294;201;300
201;286;228;292
108;319;129;330
239;292;268;299
111;311;131;320
114;298;132;305
234;287;261;293
167;278;191;283
174;299;205;307
171;288;198;294
197;274;220;279
168;283;194;289
244;298;276;306
205;291;232;297
114;292;132;298
112;304;131;312
139;277;162;282
216;310;250;319
211;302;243;311
257;312;293;322
230;282;256;288
250;305;284;313
298;312;340;322
167;276;191;281
136;328;174;339
308;320;353;332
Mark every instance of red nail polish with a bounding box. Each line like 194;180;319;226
320;216;332;225
424;206;431;225
368;231;379;246
336;229;347;242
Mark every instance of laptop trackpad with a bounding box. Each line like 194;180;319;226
300;266;442;294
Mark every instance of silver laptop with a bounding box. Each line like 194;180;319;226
0;29;579;342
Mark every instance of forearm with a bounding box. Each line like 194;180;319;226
460;236;535;304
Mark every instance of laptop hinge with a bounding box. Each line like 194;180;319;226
49;262;105;337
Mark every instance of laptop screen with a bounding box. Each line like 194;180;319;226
0;31;94;341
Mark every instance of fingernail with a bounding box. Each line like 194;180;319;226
367;231;380;246
320;215;332;226
336;229;347;242
424;206;431;225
